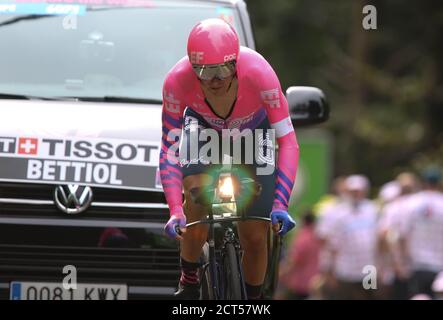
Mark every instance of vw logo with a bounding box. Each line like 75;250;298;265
54;185;93;214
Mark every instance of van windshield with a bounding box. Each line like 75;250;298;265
0;0;244;101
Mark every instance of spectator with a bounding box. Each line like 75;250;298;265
313;176;347;218
401;166;443;299
314;176;348;299
280;211;321;299
378;181;401;207
377;172;419;299
328;174;378;300
375;180;401;299
431;271;443;300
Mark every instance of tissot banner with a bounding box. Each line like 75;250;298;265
0;135;161;190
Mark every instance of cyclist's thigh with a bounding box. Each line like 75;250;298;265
183;173;214;223
232;117;276;219
181;107;221;223
237;219;270;244
180;107;222;187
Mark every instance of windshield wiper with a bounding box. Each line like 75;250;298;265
0;14;53;28
0;93;162;104
72;96;163;104
0;93;77;101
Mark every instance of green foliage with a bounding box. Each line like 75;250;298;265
247;0;443;186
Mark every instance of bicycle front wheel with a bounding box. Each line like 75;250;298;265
200;242;217;300
222;242;243;300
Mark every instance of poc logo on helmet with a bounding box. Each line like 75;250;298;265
190;52;204;64
224;53;236;62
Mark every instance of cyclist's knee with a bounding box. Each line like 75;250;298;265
183;173;213;221
183;173;214;192
182;223;208;242
180;174;212;244
238;221;269;252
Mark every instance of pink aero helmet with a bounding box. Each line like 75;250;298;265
187;18;240;65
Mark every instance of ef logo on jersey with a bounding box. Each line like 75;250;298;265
163;91;180;114
261;88;280;109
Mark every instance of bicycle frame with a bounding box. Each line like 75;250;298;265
187;214;270;300
187;180;270;299
185;168;281;300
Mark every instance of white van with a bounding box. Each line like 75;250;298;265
0;0;328;300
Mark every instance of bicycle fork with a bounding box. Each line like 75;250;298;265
207;215;219;299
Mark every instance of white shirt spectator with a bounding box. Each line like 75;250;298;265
315;199;344;272
379;181;401;205
401;190;443;273
316;200;342;241
377;194;415;283
329;199;378;282
378;194;414;245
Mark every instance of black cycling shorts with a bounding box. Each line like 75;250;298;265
179;107;276;218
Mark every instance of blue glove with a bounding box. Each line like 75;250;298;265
271;209;296;236
164;207;187;240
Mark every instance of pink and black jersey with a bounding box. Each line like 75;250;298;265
160;46;299;215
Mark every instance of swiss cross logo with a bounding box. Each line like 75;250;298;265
18;137;38;155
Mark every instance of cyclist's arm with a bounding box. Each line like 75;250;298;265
255;59;299;211
159;74;185;214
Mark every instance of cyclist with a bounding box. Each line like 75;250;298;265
160;18;298;299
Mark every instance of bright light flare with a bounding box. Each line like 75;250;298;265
219;177;234;199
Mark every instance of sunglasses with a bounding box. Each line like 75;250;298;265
192;61;236;81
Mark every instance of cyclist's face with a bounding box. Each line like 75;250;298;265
193;61;236;95
200;75;235;95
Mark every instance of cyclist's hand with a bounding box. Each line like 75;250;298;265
271;209;296;236
164;207;187;240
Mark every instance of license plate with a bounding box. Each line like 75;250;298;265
10;282;128;300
